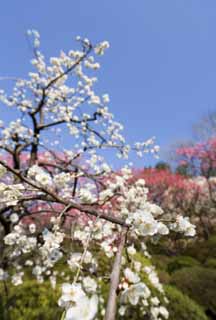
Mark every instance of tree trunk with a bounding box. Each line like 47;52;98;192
104;227;127;320
200;215;210;240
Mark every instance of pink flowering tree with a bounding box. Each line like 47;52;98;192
173;138;216;237
132;167;216;240
175;138;216;178
0;31;195;320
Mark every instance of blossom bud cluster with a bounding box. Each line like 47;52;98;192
0;182;24;206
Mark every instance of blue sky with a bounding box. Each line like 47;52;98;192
0;0;216;166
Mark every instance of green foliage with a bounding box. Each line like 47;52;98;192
155;161;171;171
185;235;216;263
167;256;200;273
165;285;208;320
157;269;171;284
1;239;215;320
171;267;216;317
175;163;192;177
204;258;216;269
152;254;172;271
0;280;61;320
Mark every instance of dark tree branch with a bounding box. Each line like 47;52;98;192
0;160;129;227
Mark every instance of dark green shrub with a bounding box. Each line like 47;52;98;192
152;254;172;271
205;258;216;269
167;256;200;273
157;269;171;284
185;235;216;263
165;285;208;320
171;267;216;317
0;280;61;320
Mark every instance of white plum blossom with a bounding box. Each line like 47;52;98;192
29;223;36;234
127;245;136;256
119;305;127;316
121;283;151;306
124;268;140;284
10;213;19;223
67;251;95;271
94;41;110;55
78;188;96;204
82;276;97;293
159;306;169;319
0;183;24;206
58;282;98;320
65;294;98;320
53;172;72;188
143;266;164;293
58;283;86;308
4;224;37;254
171;216;196;236
11;272;24;286
129;211;159;237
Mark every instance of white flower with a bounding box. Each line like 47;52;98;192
28;165;52;186
121;283;150;305
135;179;145;187
58;283;85;308
25;260;33;266
28;165;43;178
159;306;169;319
150;204;163;217
101;241;114;258
94;41;110;55
172;216;196;237
157;222;169;235
10;213;19;223
151;297;160;306
134;261;142;273
0;183;24;206
102;94;110;104
124;268;140;284
32;265;43;276
67;253;82;271
144;267;163;293
83;276;97;293
65;294;98;320
35;173;52;186
119;305;127;316
29;223;36;234
133;211;158;236
4;229;19;245
78;188;96;204
127;245;136;256
11;272;24;286
53;172;72;188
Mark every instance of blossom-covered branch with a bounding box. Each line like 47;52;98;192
0;30;195;320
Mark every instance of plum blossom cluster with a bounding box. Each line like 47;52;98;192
117;246;169;319
0;30;196;320
58;282;98;320
0;31;156;161
133;167;216;238
170;216;196;236
0;182;24;206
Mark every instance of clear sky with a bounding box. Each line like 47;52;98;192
0;0;216;166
